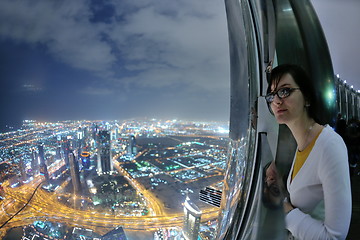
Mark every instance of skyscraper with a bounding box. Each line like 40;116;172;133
97;130;113;174
128;135;137;157
30;148;39;175
69;151;82;194
77;127;84;140
19;159;27;182
183;197;202;240
80;151;91;170
77;127;87;149
92;124;99;148
110;129;117;141
62;139;71;167
55;146;62;160
37;144;50;181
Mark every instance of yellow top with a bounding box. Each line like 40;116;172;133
292;128;323;181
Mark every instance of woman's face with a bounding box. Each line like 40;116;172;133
269;73;306;125
265;161;278;187
264;161;282;207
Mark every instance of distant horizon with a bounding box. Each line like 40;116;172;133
0;117;231;133
0;1;230;131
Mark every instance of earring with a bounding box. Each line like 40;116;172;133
305;103;310;107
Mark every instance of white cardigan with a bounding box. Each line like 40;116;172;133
285;125;352;240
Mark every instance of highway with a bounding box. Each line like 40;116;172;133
1;172;221;233
0;123;227;237
0;180;220;236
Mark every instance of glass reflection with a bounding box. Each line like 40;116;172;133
217;0;268;238
262;161;284;210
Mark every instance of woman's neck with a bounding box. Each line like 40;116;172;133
288;117;317;152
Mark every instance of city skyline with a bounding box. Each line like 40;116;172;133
0;118;227;239
0;0;359;132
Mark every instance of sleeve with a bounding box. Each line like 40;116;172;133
286;132;352;240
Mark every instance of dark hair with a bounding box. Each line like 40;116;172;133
266;64;318;122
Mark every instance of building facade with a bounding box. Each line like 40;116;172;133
97;130;113;174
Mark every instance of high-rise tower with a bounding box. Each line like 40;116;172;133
92;124;99;148
55;146;62;160
19;159;27;182
69;151;82;194
128;135;137;157
80;151;91;170
30;148;39;175
183;197;202;240
37;144;50;181
62;139;71;167
97;130;113;174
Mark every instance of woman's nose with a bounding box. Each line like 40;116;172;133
266;176;276;185
273;95;282;105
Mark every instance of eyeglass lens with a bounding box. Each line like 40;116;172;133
266;88;293;103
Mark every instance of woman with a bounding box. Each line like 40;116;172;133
266;64;352;239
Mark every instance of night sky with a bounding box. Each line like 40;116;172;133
0;0;359;132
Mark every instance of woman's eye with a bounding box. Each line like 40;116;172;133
280;88;289;95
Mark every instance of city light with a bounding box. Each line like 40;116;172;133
0;118;228;239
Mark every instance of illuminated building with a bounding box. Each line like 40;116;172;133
92;123;99;141
97;130;113;174
128;135;137;156
72;227;101;239
62;139;71;167
30;149;39;175
69;151;82;194
77;127;87;149
111;128;118;141
37;144;49;181
19;159;27;181
102;226;128;240
154;229;166;240
183;197;202;240
77;127;84;140
55;146;62;160
199;187;222;208
80;151;91;170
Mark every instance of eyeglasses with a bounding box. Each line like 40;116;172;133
265;87;300;103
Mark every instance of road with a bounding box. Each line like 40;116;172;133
0;131;226;237
0;176;220;237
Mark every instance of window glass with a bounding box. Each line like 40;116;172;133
0;1;230;239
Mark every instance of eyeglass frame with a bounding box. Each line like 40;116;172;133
265;87;300;103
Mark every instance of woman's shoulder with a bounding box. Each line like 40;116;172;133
312;126;348;180
316;125;346;152
319;125;344;143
